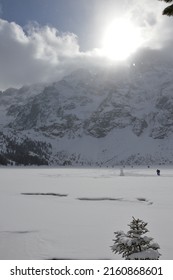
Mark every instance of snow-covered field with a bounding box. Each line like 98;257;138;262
0;167;172;260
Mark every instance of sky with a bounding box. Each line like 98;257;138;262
0;0;172;90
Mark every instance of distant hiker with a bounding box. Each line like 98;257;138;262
156;169;160;176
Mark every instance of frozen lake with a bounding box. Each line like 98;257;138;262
0;167;172;260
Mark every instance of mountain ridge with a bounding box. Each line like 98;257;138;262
1;53;173;166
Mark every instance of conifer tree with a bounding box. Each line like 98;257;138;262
159;0;173;16
111;217;161;259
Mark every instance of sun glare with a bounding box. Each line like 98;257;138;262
101;18;143;61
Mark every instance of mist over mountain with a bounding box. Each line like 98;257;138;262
1;50;173;166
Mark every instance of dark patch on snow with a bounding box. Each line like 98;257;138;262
48;257;74;260
76;197;153;205
0;230;37;234
136;197;153;205
13;231;33;234
21;192;68;197
77;197;123;201
48;257;111;260
147;201;153;205
137;197;147;202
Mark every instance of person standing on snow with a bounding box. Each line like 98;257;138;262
156;169;160;176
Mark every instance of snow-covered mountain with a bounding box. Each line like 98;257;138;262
1;50;173;166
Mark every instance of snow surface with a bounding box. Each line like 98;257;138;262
0;167;172;260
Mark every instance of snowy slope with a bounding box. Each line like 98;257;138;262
1;50;173;166
0;167;172;260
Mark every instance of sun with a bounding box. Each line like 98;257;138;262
101;18;143;61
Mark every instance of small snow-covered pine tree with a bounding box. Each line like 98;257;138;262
111;217;161;260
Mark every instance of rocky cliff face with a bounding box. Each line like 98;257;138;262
1;54;173;166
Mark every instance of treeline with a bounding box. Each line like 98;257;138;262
0;136;52;166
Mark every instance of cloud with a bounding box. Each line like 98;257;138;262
122;0;170;47
0;19;84;90
0;1;173;91
94;0;173;50
0;19;108;90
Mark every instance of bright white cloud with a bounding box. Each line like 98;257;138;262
126;0;172;48
0;19;112;90
96;0;172;51
0;19;83;90
0;0;173;91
